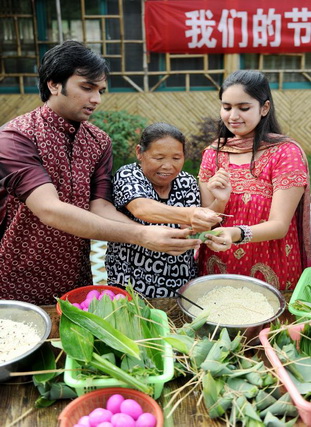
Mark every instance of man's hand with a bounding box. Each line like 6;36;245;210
139;226;201;255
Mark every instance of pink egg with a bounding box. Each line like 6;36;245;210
80;300;88;309
106;394;124;414
97;423;113;427
77;415;91;426
82;299;91;309
114;294;126;301
111;413;135;427
102;290;116;298
120;399;143;420
72;303;82;309
86;289;101;300
89;408;112;426
99;291;114;301
136;412;157;427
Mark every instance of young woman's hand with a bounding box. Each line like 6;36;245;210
206;168;232;203
202;226;239;252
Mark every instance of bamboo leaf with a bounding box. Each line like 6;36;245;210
200;359;232;376
263;412;298;426
300;323;311;356
48;383;77;400
245;419;265;427
290;299;311;313
187;229;222;241
260;392;298;418
229;395;247;424
262;373;277;387
227;377;259;398
190;338;214;368
287;370;311;394
177;309;210;336
34;396;56;408
255;390;277;411
91;352;152;395
202;372;225;416
58;299;140;359
59;313;94;362
208;394;233;419
32;343;57;384
228;362;265;382
89;294;116;324
163;334;195;354
276;343;307;382
242;400;262;421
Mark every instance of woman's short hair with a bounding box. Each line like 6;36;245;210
139;122;186;152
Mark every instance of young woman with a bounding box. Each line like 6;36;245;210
105;122;221;298
197;70;311;290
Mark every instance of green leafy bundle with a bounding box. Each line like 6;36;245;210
270;321;311;400
32;343;77;408
164;312;299;426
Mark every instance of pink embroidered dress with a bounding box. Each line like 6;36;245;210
0;105;112;304
197;137;311;290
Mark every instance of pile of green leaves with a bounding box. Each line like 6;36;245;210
57;288;166;396
270;321;311;400
31;288;167;407
164;313;299;426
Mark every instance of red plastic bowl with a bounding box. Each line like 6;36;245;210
56;285;131;315
58;387;164;427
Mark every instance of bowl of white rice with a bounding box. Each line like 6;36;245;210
177;274;286;343
0;300;52;382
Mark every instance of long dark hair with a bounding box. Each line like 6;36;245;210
38;40;110;102
216;70;284;171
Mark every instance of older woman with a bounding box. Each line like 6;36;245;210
105;122;223;297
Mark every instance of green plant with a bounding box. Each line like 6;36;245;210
186;116;218;172
90;110;148;172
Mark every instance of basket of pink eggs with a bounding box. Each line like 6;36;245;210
58;387;163;427
56;285;131;315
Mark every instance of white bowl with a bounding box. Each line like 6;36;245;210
0;300;52;382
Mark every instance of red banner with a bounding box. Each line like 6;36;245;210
145;0;311;54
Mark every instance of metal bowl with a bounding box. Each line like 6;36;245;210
177;274;286;344
0;300;52;382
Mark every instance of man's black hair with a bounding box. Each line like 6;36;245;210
38;40;110;102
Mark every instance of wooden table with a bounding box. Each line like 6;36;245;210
1;296;306;427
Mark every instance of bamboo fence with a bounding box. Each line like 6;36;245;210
1;91;311;153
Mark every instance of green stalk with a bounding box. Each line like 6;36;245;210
91;352;153;395
290;299;311;313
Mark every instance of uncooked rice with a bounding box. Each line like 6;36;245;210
189;286;275;325
0;319;41;363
